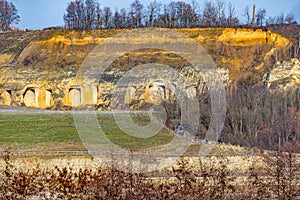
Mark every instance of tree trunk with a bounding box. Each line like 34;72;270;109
252;4;256;28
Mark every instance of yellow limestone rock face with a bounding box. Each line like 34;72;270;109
63;82;98;107
63;85;82;107
1;89;12;106
217;28;290;47
0;28;294;110
17;83;54;109
46;34;106;46
22;87;54;109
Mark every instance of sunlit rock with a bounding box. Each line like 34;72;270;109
264;58;300;89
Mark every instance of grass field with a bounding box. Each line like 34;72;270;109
0;111;173;152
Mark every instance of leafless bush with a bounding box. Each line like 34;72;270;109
0;148;299;199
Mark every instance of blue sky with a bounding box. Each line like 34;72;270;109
9;0;300;30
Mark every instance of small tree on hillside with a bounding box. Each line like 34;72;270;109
0;0;20;31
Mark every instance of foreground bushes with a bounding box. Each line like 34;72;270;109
0;143;299;199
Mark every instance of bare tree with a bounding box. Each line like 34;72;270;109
216;0;226;27
64;2;77;29
190;0;200;27
131;0;144;28
252;4;256;28
95;3;102;29
183;3;196;28
244;5;250;26
147;0;160;27
120;8;127;28
168;2;177;28
266;16;276;25
64;0;86;30
256;8;266;27
102;6;112;28
285;12;295;24
0;0;20;31
227;2;236;27
85;0;97;30
112;9;122;29
202;1;217;27
175;1;194;28
64;0;101;30
158;5;169;28
75;0;86;30
276;13;285;24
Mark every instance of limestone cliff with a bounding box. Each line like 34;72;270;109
264;58;300;89
0;28;293;110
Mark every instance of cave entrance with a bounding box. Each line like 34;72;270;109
125;86;137;104
185;85;197;99
45;89;52;107
23;88;37;107
69;87;82;107
3;90;12;106
92;85;98;105
149;81;167;101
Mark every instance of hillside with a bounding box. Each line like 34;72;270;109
0;28;294;110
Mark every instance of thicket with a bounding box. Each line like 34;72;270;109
63;0;297;30
161;80;299;151
222;84;300;150
0;143;299;199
